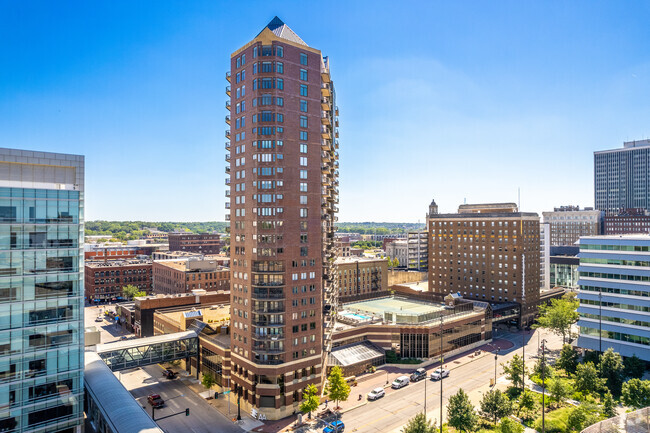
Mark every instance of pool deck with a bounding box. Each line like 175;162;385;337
344;296;444;317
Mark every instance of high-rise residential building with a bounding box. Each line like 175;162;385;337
428;202;541;327
406;231;428;271
595;139;650;216
226;17;339;419
541;206;602;246
0;148;85;433
540;223;550;291
576;235;650;361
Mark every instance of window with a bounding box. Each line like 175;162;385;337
300;182;308;192
300;69;308;81
300;157;307;166
300;84;308;97
300;53;308;65
300;170;307;179
276;78;284;90
300;100;308;112
262;62;273;72
276;97;284;106
300;209;308;218
253;46;258;58
276;46;284;57
300;131;308;140
300;116;308;128
276;62;284;74
300;195;307;204
300;143;307;153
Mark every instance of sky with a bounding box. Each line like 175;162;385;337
1;1;650;222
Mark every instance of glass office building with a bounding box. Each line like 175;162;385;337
0;148;84;433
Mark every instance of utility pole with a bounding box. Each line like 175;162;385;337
494;348;500;386
599;288;602;353
541;339;547;433
440;314;444;433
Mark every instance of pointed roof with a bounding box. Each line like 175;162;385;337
258;16;308;47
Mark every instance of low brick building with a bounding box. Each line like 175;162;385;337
335;257;388;299
168;232;223;254
85;259;153;302
603;208;650;235
153;258;230;295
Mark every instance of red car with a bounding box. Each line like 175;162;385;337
147;394;165;408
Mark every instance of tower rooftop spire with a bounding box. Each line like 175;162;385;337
258;16;308;46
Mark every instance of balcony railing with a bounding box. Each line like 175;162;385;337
225;177;231;185
225;130;231;138
225;141;230;150
225;115;231;125
225;154;231;162
226;100;231;111
226;85;231;96
321;84;331;97
226;71;231;82
225;202;230;209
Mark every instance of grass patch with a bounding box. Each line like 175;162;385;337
533;406;573;433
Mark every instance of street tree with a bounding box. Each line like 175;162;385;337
393;258;400;268
498;417;524;433
602;391;617;418
324;366;350;410
621;378;650;409
401;412;436;433
533;357;554;383
516;390;535;419
575;362;604;395
447;388;478;433
623;355;646;379
300;384;320;419
567;403;601;432
502;354;528;391
599;348;625;396
548;378;571;406
556;344;579;375
201;372;216;389
480;389;512;424
122;284;144;300
533;295;579;344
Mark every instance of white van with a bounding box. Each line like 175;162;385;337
391;375;410;389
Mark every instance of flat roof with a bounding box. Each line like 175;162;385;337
84;352;164;433
580;234;650;241
334;256;386;264
329;341;384;367
86;259;152;268
96;330;197;353
344;296;444;316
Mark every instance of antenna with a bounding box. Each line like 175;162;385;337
518;188;521;210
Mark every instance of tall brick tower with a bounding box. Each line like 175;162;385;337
226;17;339;419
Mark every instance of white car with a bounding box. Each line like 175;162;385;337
391;375;410;389
367;387;385;401
430;368;450;380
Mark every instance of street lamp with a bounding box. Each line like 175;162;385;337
541;339;547;433
494;348;500;387
598;289;602;353
439;314;444;433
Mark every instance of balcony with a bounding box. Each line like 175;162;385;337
335;107;339;116
321;126;331;140
252;346;285;354
252;320;284;327
335;119;339;127
225;214;230;221
335;140;339;149
225;177;231;185
321;84;331;97
225;166;231;173
321;114;330;125
321;71;330;83
226;85;231;96
226;71;231;82
321;100;331;111
225;190;230;197
225;154;231;162
225;130;231;138
226;100;231;111
225;202;230;209
335;129;339;138
253;306;285;314
321;139;332;151
252;291;285;300
252;333;285;341
225;115;231;125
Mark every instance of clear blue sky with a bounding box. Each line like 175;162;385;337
2;1;650;222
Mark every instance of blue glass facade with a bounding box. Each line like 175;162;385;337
0;149;84;433
577;236;650;362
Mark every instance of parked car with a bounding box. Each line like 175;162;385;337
162;369;177;379
367;387;385;401
147;394;165;407
410;368;427;382
94;316;104;322
430;368;450;381
391;375;410;389
323;420;345;433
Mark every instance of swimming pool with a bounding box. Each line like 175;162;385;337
340;311;372;321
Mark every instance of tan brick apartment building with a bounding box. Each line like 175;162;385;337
85;259;152;302
168;232;223;254
226;17;339;419
541;206;602;246
428;202;541;327
153;259;230;294
335;257;387;298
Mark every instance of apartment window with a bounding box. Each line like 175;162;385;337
276;62;284;74
300;53;308;65
276;45;283;57
262;62;273;72
253;46;258;58
241;85;246;96
276;78;284;90
300;195;307;204
300;208;308;218
236;57;241;68
300;157;307;166
241;54;245;64
300;84;308;97
300;247;308;256
300;116;308;128
300;131;308;140
300;143;307;153
300;100;308;112
300;182;308;192
300;69;308;81
276;97;284;106
300;170;307;179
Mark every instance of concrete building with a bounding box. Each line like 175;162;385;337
153;258;230;295
595;139;650;216
428;202;541;327
576;235;650;361
225;17;339;419
85;259;153;303
0;148;85;432
603;208;650;235
542;206;602;246
385;240;408;267
407;231;428;271
540;223;550;291
168;232;223;255
335;257;388;299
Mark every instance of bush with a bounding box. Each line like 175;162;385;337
533;407;572;433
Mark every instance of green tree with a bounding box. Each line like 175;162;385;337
516;390;535;419
567;403;601;432
393;258;400;268
401;412;436;433
533;358;554;383
574;362;604;395
299;384;320;419
599;348;625;396
623;355;646;379
201;372;216;389
502;354;528;390
548;377;571;405
498;417;524;433
556;344;579;375
122;284;142;300
533;296;579;344
621;378;650;409
324;366;350;409
602;391;617;418
480;389;512;424
447;388;478;433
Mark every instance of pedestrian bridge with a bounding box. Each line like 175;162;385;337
96;330;199;371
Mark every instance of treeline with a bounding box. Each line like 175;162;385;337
86;221;229;240
337;222;424;235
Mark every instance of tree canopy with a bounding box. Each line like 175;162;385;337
401;412;437;433
621;379;650;409
299;384;320;419
574;362;603;395
480;389;512;424
447;388;478;433
533;295;579;344
556;344;579;375
599;348;625;396
502;354;527;390
122;284;146;300
325;366;350;409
